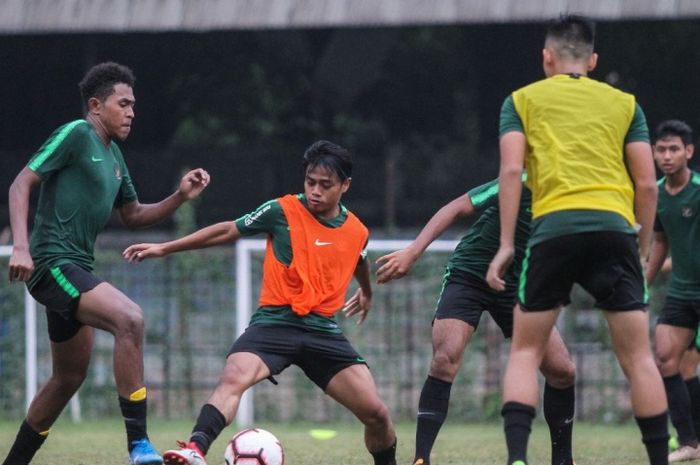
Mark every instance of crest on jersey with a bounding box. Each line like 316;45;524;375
681;206;694;218
114;163;122;180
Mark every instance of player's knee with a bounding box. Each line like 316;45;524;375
53;367;88;393
114;302;144;337
655;350;680;375
429;350;460;380
62;371;88;392
218;370;242;391
542;356;576;388
360;401;392;430
553;360;576;387
217;365;252;396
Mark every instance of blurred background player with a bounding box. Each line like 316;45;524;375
5;62;210;465
486;14;668;465
376;177;576;465
123;140;397;465
646;120;700;462
652;259;700;453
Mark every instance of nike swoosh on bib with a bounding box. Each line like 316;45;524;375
314;239;332;246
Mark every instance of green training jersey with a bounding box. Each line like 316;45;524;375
27;120;137;288
655;171;700;299
234;194;367;333
447;178;531;289
499;94;645;245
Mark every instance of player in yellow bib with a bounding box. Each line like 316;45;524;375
486;15;668;465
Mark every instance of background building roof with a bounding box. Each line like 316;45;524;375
2;0;700;34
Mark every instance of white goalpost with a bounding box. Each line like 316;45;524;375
4;237;459;426
233;238;458;426
1;245;81;421
0;245;38;413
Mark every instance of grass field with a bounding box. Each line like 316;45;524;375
0;418;653;464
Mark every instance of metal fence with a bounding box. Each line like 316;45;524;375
0;242;664;424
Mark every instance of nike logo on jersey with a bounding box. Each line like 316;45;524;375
314;239;332;246
91;155;103;162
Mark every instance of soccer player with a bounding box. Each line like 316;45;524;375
123;140;398;465
5;62;210;465
375;177;576;465
485;15;669;465
645;120;700;461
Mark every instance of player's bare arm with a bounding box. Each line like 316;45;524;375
486;131;526;291
645;231;669;285
119;168;210;229
7;167;41;282
625;141;658;260
376;193;474;284
123;221;240;263
343;257;372;325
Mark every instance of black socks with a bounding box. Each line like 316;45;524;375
119;394;149;451
372;437;397;465
190;403;227;455
2;420;48;465
502;401;536;465
636;411;670;465
664;374;697;446
543;383;575;465
414;376;452;464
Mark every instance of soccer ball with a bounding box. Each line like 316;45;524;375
224;428;284;465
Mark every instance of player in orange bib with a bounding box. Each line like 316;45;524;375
123;140;397;465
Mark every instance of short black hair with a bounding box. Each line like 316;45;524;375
546;14;595;60
302;140;352;182
78;62;135;106
654;119;694;146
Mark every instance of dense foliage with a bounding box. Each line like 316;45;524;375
1;20;699;229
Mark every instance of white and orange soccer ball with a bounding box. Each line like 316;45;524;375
224;428;285;465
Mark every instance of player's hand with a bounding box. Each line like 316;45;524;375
177;168;210;200
375;248;418;284
486;245;514;291
8;246;34;282
342;288;372;325
123;243;166;263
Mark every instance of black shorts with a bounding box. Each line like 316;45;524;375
657;296;700;330
519;231;646;312
434;268;515;338
228;324;367;390
29;264;103;343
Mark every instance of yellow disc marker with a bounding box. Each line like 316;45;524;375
309;429;338;440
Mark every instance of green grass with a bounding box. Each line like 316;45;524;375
0;418;650;464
